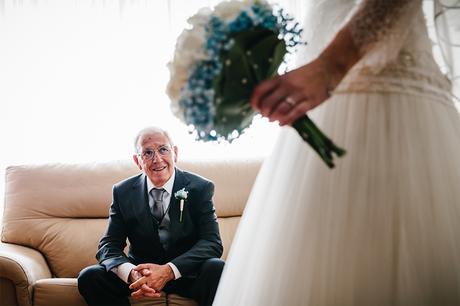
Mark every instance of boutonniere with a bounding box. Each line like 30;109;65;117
174;188;188;222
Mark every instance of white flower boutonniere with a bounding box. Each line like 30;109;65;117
175;188;189;222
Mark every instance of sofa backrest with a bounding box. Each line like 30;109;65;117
1;159;261;278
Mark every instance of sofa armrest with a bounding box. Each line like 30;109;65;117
0;242;52;306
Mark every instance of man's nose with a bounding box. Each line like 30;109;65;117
151;150;162;162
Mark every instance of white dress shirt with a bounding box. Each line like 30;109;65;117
110;171;182;283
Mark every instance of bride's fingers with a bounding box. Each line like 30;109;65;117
279;88;331;125
269;92;307;122
279;100;314;126
259;87;289;119
250;77;279;111
270;102;292;122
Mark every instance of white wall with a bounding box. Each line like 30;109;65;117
1;0;305;217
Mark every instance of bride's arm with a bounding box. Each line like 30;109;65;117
251;0;420;126
349;0;419;55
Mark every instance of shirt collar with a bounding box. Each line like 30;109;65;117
146;168;175;196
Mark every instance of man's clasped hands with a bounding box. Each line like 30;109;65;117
128;263;175;299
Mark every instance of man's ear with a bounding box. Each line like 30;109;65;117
133;154;142;171
173;146;178;163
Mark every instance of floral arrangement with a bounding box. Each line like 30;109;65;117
167;0;345;168
174;188;188;222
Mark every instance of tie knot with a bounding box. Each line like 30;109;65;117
151;188;165;202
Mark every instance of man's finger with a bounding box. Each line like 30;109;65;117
131;289;144;299
141;268;151;275
140;284;161;298
130;283;157;298
133;264;150;271
129;277;146;290
143;291;162;298
140;283;156;293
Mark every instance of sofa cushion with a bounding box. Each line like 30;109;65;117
179;159;261;217
2;159;261;278
216;217;240;260
33;278;86;306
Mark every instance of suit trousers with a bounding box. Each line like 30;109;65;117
77;258;224;306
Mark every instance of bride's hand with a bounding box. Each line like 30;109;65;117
250;57;334;126
250;27;361;126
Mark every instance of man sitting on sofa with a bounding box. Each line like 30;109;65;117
78;126;224;306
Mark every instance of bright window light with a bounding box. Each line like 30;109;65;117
0;0;302;216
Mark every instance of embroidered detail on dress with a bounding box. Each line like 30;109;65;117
349;0;418;54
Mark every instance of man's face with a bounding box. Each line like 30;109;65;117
133;132;178;187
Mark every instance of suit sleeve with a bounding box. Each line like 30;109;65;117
170;181;223;276
96;185;130;271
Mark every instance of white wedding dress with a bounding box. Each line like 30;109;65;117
214;0;460;305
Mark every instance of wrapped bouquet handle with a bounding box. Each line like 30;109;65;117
292;116;346;168
167;0;346;168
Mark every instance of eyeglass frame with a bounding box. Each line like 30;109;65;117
137;145;173;161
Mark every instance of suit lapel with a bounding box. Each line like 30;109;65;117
131;174;160;234
167;168;190;241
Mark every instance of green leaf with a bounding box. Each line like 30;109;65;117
212;27;287;137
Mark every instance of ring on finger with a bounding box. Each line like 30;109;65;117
284;96;296;107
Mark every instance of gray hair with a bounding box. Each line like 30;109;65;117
134;126;174;153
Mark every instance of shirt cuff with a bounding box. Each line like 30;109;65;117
111;262;136;284
167;262;182;280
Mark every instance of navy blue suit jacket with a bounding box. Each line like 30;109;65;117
96;167;223;277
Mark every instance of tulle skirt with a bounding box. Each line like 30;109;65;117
214;89;460;305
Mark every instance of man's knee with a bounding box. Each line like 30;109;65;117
201;258;225;279
77;264;106;294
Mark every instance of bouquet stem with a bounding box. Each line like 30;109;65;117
292;115;346;168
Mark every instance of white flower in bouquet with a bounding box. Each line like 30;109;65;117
213;0;249;22
188;7;212;27
168;29;208;116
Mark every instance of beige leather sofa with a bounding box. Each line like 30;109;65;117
0;159;261;306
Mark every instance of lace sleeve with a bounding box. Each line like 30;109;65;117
348;0;421;72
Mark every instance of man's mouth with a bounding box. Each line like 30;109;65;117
152;166;167;172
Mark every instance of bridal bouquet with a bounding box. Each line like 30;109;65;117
167;0;345;168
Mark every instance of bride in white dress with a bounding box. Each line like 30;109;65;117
214;0;460;304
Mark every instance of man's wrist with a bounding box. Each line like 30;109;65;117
128;268;138;284
166;262;181;280
164;264;175;281
113;262;136;284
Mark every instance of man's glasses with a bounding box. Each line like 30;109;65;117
138;146;171;161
